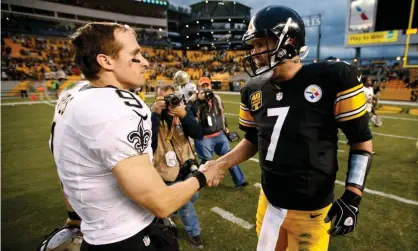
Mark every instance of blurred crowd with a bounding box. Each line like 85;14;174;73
1;33;245;85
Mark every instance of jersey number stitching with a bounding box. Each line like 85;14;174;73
265;107;290;161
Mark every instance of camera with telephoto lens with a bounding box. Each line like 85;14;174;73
164;94;181;108
177;159;200;181
203;89;214;100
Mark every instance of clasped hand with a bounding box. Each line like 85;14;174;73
198;161;227;187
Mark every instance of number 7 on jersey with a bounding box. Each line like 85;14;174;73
266;107;290;161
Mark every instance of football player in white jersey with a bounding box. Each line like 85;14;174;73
363;76;382;128
49;22;224;251
173;70;197;104
363;77;374;113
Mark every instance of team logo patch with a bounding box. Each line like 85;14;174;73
143;235;151;246
250;91;262;110
276;92;283;101
304;85;322;103
344;217;354;226
127;110;151;153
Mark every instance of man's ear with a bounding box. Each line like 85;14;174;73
96;54;114;71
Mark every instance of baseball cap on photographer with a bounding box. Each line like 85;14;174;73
199;77;211;87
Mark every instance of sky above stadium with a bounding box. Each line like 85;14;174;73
170;0;414;60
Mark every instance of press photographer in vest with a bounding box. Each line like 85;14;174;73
151;83;206;249
190;77;248;189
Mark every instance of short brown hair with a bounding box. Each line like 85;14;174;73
70;22;135;81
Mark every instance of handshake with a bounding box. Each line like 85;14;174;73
197;160;228;188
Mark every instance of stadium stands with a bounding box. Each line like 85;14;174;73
1;32;247;96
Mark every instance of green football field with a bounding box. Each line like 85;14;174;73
1;95;418;251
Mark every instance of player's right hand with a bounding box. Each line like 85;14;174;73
151;97;166;115
199;161;226;187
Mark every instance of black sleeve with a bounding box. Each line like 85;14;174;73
151;112;161;153
333;63;372;143
244;128;259;147
180;108;203;139
339;116;372;143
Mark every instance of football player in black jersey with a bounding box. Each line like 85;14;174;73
203;5;374;251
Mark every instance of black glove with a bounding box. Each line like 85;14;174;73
325;190;362;236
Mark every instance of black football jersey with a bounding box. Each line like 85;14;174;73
239;61;372;210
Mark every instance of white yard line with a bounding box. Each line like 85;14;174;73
1;100;57;106
217;95;418;107
249;158;418;206
379;116;418;122
226;112;418;141
223;101;418;122
211;207;254;230
372;132;418;140
334;181;418;206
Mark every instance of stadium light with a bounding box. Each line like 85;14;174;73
211;31;214;34
396;56;401;61
196;21;199;24
228;18;231;21
211;19;214;22
186;36;189;38
186;24;189;27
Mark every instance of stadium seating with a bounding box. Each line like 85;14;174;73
2;33;417;98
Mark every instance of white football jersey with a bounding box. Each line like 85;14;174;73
49;83;154;245
363;86;374;112
178;82;197;103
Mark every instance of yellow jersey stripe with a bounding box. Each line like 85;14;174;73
336;83;364;99
337;109;367;122
239;118;256;128
335;103;366;121
334;90;366;118
335;87;365;104
240;108;254;122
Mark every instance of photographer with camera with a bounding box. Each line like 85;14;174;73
151;83;205;249
190;77;248;189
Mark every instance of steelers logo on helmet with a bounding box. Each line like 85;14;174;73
241;6;306;78
304;85;322;103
